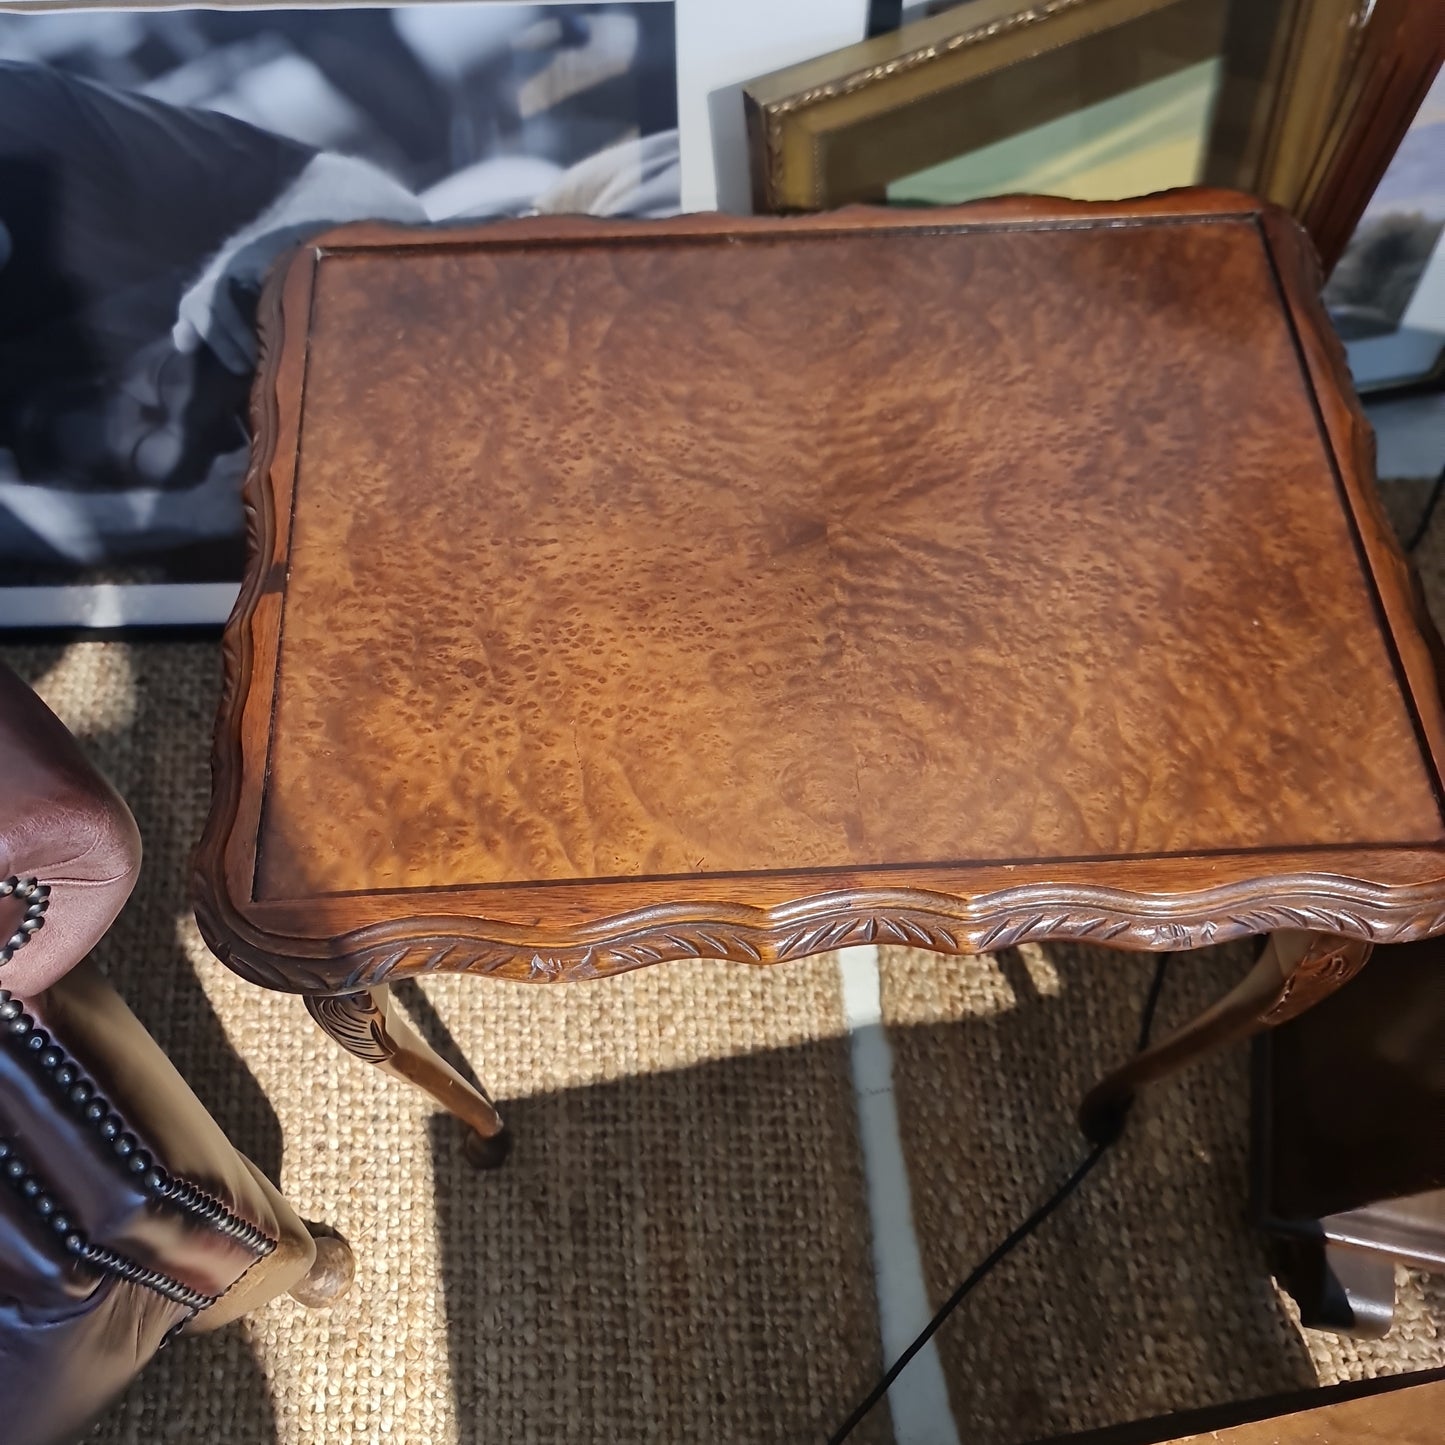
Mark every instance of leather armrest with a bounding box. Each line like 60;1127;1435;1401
0;662;141;996
0;960;318;1443
12;959;316;1307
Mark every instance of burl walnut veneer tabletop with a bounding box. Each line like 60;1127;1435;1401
194;190;1445;1161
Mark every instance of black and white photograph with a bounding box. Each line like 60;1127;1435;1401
0;2;679;629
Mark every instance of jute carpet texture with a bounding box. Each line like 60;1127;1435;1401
0;478;1440;1443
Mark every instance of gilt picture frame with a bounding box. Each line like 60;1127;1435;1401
740;0;1415;226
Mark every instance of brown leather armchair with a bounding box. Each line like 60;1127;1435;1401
0;658;351;1445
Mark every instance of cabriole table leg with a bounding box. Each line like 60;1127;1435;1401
1078;930;1373;1144
305;987;512;1168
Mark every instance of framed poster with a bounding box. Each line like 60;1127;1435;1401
0;2;679;631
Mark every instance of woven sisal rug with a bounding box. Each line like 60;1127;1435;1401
0;475;1439;1442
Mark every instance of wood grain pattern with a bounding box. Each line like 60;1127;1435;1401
1168;1377;1445;1444
1035;1372;1445;1444
192;192;1445;996
266;213;1436;892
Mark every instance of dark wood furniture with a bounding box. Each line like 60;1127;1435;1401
1254;936;1445;1335
193;191;1445;1163
1029;1368;1445;1444
0;658;351;1445
1294;0;1445;274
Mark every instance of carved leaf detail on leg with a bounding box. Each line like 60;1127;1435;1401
306;992;395;1064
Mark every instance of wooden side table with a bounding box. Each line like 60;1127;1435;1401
1028;1369;1445;1444
1254;936;1445;1335
193;192;1445;1165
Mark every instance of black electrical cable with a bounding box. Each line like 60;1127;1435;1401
1135;950;1172;1054
827;953;1174;1444
825;1140;1110;1444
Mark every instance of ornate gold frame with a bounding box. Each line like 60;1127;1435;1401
741;0;1401;230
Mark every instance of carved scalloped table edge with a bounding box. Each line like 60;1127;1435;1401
190;874;1445;997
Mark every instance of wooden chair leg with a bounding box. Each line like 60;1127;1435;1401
289;1226;357;1309
306;987;511;1167
1079;931;1373;1143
